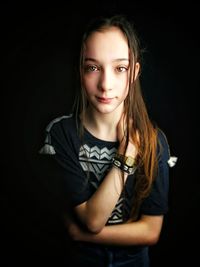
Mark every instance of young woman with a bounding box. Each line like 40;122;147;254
40;15;176;267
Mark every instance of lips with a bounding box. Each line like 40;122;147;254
96;97;114;104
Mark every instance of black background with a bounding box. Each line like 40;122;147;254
2;1;199;266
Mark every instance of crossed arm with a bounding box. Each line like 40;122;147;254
65;213;164;246
66;161;164;246
65;158;164;247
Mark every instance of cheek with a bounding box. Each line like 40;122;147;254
118;76;129;92
119;78;129;99
123;87;129;100
83;75;97;90
82;77;96;96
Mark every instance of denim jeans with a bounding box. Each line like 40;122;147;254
71;242;149;267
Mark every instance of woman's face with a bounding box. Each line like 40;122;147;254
82;26;139;115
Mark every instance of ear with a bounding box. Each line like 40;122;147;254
134;62;140;81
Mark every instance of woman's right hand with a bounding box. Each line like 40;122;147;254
117;113;138;158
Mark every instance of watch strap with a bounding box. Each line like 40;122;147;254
112;153;137;175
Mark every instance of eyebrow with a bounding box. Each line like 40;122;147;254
84;57;129;63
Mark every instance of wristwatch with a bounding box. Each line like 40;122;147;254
112;153;137;175
124;156;135;167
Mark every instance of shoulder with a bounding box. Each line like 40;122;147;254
39;113;78;155
157;128;169;151
157;128;178;167
45;113;75;134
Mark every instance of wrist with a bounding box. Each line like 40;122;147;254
112;153;137;175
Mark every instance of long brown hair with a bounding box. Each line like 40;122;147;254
74;15;158;220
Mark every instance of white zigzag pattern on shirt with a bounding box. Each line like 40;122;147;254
108;197;124;224
79;144;116;160
80;162;108;181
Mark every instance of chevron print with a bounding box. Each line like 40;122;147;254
108;197;124;224
79;144;116;182
79;144;116;160
79;161;109;181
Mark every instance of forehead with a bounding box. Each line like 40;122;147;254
84;27;129;60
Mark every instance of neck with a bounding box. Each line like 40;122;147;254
83;105;124;142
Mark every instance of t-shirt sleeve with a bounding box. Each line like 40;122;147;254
140;129;171;215
39;117;91;207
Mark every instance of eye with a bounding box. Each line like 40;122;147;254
116;66;128;73
84;65;99;72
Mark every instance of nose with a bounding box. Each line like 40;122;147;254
98;69;112;92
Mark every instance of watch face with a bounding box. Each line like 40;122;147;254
125;156;135;167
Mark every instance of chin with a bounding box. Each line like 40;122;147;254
96;107;117;114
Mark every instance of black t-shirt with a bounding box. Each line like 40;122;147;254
40;114;171;225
